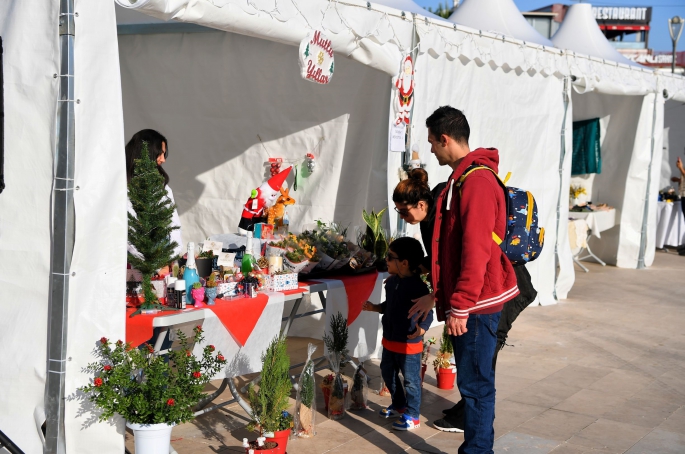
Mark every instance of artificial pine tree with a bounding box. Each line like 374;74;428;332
128;141;179;316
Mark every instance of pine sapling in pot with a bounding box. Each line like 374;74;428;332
127;141;180;316
323;312;349;420
294;343;317;438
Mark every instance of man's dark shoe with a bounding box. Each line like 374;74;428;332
433;415;464;433
442;398;466;416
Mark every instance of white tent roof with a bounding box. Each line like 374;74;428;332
551;3;641;68
447;0;552;47
371;0;445;21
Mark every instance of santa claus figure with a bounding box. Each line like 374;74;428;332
394;55;415;125
238;166;292;234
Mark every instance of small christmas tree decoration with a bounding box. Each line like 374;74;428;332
128;142;180;316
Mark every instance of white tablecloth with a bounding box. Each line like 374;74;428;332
568;209;617;238
656;200;685;248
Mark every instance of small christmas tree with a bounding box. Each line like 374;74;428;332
128;141;179;316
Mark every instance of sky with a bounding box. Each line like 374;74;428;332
413;0;685;52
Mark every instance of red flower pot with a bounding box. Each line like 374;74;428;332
420;364;427;384
245;440;279;454
265;429;290;454
436;367;456;390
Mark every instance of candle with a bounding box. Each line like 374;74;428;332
268;255;283;274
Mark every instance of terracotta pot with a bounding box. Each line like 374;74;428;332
436;367;456;390
264;429;290;454
420;364;427;384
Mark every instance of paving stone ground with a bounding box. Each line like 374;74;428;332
126;250;685;454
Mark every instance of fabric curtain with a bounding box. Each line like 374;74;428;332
572;117;602;175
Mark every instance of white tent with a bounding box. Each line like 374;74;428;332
448;0;553;47
552;3;663;272
5;0;685;452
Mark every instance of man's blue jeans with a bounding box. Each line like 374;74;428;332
451;312;501;454
380;349;422;419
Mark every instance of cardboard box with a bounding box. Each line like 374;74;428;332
254;223;274;239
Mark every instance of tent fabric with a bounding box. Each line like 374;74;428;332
117;30;391;245
388;52;568;306
572;118;602;175
0;2;58;452
660;72;685;103
448;0;553;47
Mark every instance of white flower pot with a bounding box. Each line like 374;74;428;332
126;421;174;454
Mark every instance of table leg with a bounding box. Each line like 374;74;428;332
577;231;606;266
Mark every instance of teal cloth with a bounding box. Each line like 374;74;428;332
572;118;602;175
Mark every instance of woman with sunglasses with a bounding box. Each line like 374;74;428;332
393;167;537;433
125;129;184;259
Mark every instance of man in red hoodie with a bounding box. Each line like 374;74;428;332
427;106;518;453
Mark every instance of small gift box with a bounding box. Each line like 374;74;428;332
217;281;239;298
271;273;298;291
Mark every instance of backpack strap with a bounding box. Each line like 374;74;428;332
455;164;509;246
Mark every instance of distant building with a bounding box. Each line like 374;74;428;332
523;4;681;73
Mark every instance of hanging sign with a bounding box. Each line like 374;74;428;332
389;124;406;152
393;55;415;126
299;30;334;85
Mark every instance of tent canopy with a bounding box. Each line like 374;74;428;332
551;4;641;68
448;0;553;47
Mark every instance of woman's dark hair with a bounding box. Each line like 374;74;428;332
426;105;470;145
392;168;432;206
389;237;425;273
125;129;169;185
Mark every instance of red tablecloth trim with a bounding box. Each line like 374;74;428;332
209;294;269;346
126;307;168;347
337;271;379;326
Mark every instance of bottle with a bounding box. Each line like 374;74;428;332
183;242;200;299
241;232;255;274
166;277;178;308
174;279;187;309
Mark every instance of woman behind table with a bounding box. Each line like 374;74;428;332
392;168;538;432
126;129;184;260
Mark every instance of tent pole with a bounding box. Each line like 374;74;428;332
553;77;570;300
44;0;76;453
637;89;659;269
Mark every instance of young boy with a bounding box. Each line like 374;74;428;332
363;236;434;431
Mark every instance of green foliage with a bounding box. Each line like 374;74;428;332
323;312;349;364
439;324;453;355
247;336;292;435
78;327;226;425
300;361;315;408
360;208;388;264
427;2;453;19
192;282;203;290
127;142;179;311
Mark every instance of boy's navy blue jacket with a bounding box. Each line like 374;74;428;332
379;274;434;355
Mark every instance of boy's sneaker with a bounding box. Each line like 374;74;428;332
392;414;421;431
379;404;405;419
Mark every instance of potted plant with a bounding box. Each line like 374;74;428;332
434;326;456;390
78;326;226;454
294;344;317;438
319;373;335;411
205;273;218;305
420;337;437;385
191;281;205;307
127;142;180;316
284;249;309;273
359;208;389;271
570;185;588;207
195;250;215;278
323;312;349;420
247;336;292;454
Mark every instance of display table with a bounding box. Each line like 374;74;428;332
656;200;685;248
568;209;617;272
125;271;386;417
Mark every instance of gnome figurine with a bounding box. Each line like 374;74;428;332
238;166;292;234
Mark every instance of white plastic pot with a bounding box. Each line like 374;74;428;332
126;421;174;454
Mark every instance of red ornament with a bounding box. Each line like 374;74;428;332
193;371;202;379
167;398;175;406
94;377;103;387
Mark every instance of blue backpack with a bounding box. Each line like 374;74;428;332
456;165;544;266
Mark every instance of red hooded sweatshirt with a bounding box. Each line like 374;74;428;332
431;148;519;321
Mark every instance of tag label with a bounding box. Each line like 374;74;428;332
390;124;406;152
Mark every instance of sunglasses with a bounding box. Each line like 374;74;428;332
386;252;400;262
394;205;415;217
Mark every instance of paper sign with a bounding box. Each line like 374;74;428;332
390;124;406;152
203;240;224;254
217;252;236;268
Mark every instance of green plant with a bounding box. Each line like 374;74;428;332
127;142;180;316
78;326;226;425
192;281;203;290
285;249;306;263
322;312;349;366
206;273;218;288
421;337;436;366
360;208;388;264
247;336;292;435
197;250;214;259
300;362;315;408
439;324;453;355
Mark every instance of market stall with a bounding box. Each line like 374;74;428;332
552;4;664;271
655;200;685;248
